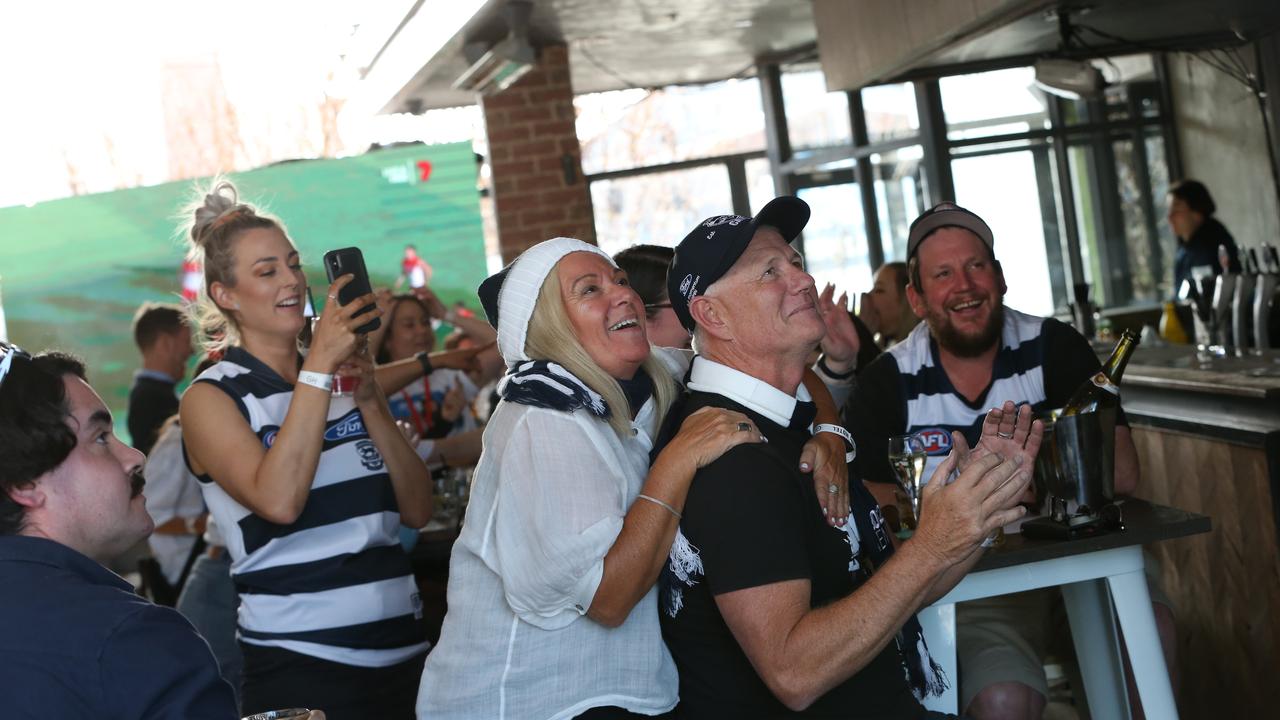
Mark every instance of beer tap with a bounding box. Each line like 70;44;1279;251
1255;244;1279;348
1233;248;1258;349
1212;243;1237;347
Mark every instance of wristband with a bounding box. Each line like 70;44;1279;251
814;423;856;463
816;354;856;380
416;350;434;377
297;370;333;392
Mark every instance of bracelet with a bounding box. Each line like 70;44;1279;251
415;350;434;377
814;423;857;463
816;354;856;380
297;370;333;392
636;493;682;520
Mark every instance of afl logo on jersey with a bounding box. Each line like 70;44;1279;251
915;428;953;455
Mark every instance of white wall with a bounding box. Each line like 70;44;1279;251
1168;51;1280;251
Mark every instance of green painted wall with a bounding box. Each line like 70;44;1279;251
0;142;485;442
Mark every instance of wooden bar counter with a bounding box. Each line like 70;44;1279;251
1114;344;1280;717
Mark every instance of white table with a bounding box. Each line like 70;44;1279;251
916;501;1209;719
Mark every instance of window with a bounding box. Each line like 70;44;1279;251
797;183;872;292
576;80;766;175
861;82;920;143
590;165;734;256
952;145;1059;316
871;145;925;263
941;57;1174;310
782;66;853;151
940;68;1050;142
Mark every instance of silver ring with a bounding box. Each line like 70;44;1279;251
327;294;337;300
736;422;752;432
828;484;839;494
996;431;1015;439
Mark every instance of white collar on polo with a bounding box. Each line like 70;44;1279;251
687;356;812;428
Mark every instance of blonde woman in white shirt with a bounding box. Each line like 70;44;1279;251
416;238;852;720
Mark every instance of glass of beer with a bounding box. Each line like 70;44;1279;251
888;434;927;537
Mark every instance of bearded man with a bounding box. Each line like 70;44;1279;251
843;202;1175;720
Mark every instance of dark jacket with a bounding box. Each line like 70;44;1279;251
0;536;237;719
1173;217;1241;299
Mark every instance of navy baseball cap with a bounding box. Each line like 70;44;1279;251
907;201;994;259
666;196;810;331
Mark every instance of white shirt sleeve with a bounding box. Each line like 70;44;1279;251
490;410;627;630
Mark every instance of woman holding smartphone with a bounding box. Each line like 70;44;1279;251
179;180;432;719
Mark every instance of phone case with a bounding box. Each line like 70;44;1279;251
322;247;381;334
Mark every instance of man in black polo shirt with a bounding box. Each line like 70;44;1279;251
655;197;1039;718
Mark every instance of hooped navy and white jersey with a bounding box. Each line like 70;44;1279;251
890;307;1049;481
185;347;428;667
846;306;1113;488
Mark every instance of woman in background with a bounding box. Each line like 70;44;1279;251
1167;178;1242;297
859;261;919;349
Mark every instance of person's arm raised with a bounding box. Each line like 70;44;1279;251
713;451;1024;711
375;343;491;396
182;275;380;524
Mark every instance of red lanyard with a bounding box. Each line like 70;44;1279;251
401;377;434;435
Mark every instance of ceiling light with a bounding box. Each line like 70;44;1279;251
1033;58;1105;99
453;0;537;95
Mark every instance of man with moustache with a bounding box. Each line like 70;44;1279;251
655;198;1038;718
844;202;1173;719
0;344;239;719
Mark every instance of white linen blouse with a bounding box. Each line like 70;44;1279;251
416;349;686;720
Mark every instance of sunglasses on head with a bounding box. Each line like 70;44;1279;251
0;341;32;393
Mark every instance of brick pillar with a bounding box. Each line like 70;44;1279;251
481;45;594;263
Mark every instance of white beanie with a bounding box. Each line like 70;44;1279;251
479;237;613;366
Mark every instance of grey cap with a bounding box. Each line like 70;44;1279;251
907;202;994;259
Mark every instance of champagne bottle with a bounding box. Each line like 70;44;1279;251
1061;329;1140;416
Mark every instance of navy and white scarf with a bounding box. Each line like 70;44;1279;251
498;360;654;419
844;487;950;700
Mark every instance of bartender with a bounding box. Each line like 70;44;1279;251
1168;179;1242;297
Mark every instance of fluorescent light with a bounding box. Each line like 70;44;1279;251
1033;58;1104;100
453;35;537;94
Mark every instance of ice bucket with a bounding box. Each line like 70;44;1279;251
1049;407;1117;514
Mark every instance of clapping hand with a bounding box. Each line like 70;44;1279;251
961;401;1043;504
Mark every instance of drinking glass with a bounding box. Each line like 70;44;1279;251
887;434;927;537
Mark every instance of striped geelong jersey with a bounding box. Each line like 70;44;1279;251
846;307;1108;489
890;307;1051;481
185;347;428;667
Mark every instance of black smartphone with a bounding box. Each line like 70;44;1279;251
322;247;381;334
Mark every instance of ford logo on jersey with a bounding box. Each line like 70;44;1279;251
915;428;953;455
325;410;368;442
